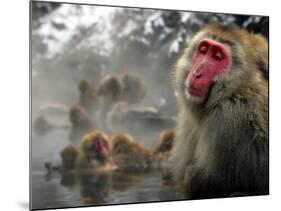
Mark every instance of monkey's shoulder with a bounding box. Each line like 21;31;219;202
206;93;268;142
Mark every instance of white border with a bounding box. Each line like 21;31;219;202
0;0;280;210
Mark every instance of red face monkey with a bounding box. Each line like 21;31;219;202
76;131;117;174
172;24;268;199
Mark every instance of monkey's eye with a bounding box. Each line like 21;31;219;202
199;44;208;54
213;51;224;61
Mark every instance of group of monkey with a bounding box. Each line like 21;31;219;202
38;70;177;191
36;23;269;200
45;129;175;176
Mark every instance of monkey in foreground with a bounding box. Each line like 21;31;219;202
111;133;153;173
78;79;100;113
76;130;117;174
121;73;146;104
171;24;268;199
153;129;175;160
75;132;114;204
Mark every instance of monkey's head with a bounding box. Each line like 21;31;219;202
60;145;79;170
69;106;89;127
34;115;51;135
81;131;110;163
110;133;136;155
122;73;146;103
78;80;91;93
175;24;266;105
97;75;123;101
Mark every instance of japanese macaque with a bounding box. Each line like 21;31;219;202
97;74;124;128
69;105;93;141
152;129;176;185
111;133;153;172
171;24;268;199
60;145;79;171
107;101;176;135
121;73;146;104
97;74;123;104
34;115;53;136
44;145;79;174
153;129;175;160
78;79;100;113
76;131;117;174
69;105;92;129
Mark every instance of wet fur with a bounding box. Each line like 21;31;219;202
111;133;153;172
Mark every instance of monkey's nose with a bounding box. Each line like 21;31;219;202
193;72;202;78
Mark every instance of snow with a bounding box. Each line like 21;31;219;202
144;12;163;35
168;35;184;57
34;4;117;58
181;12;192;23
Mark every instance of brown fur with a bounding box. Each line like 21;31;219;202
153;129;175;160
34;115;52;135
172;24;268;199
60;145;79;171
69;105;92;129
76;130;117;174
97;75;124;128
78;79;100;112
121;73;146;104
97;74;123;103
111;133;153;172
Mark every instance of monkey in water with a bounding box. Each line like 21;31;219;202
121;73;146;104
45;145;79;174
68;105;94;141
76;130;117;175
171;24;268;199
97;74;124;128
111;133;153;173
34;115;53;136
153;129;175;161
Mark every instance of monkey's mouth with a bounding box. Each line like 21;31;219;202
188;86;205;97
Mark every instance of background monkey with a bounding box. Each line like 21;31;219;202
171;24;268;199
78;79;100;113
45;145;79;174
97;74;124;128
111;133;153;173
153;129;175;161
121;73;146;104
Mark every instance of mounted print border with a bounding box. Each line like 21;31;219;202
30;1;269;210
